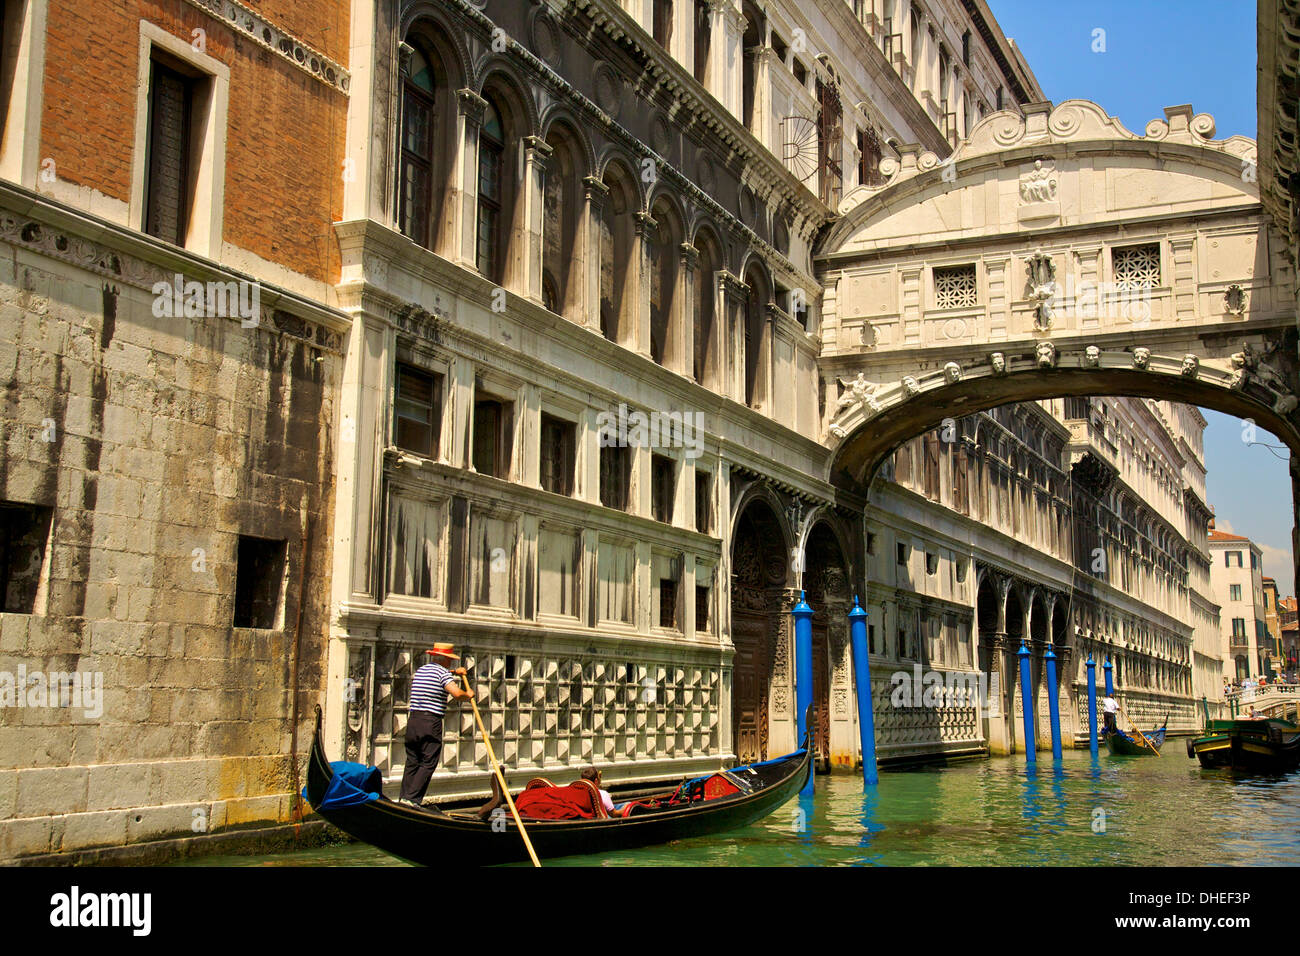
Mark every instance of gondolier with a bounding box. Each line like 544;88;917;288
398;643;474;808
1103;693;1118;734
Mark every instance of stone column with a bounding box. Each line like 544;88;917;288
521;135;553;306
708;0;742;117
990;633;1011;755
676;241;699;378
454;88;487;271
582;175;609;333
720;271;748;404
633;210;657;359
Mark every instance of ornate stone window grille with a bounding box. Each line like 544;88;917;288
1112;243;1161;291
934;264;977;309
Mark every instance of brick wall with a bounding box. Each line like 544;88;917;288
40;0;348;283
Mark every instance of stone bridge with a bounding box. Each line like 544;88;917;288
815;100;1298;514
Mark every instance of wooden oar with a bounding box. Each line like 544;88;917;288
1115;700;1161;756
462;674;541;867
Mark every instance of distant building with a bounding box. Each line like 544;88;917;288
1280;596;1298;674
1209;530;1267;679
1263;577;1283;675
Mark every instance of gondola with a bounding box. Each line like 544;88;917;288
1104;717;1167;755
302;706;813;866
1187;716;1300;772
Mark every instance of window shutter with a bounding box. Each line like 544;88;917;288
145;63;192;245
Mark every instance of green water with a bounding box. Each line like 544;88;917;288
176;750;1300;867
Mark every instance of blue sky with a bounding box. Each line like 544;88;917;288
990;1;1294;594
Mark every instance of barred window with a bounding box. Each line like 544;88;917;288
1113;244;1160;290
934;264;977;308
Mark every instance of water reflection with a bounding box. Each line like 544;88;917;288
175;751;1300;867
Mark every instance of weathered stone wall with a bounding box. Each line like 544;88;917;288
0;198;339;861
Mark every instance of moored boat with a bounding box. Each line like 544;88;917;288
302;706;812;866
1104;718;1167;756
1187;716;1300;772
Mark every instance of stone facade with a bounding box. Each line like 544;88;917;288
1209;530;1268;679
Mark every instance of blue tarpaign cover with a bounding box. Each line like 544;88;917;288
306;761;384;809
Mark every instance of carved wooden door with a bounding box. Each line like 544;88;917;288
732;607;769;763
812;626;831;768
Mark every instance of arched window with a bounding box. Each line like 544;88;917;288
543;125;584;318
476;99;507;281
600;162;637;345
399;48;436;246
397;30;457;254
693;229;721;387
743;264;770;408
649;197;682;367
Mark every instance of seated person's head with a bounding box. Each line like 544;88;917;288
580;767;601;787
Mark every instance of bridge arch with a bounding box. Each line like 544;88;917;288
817;99;1300;754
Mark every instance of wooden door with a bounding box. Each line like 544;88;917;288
811;626;831;769
732;608;769;763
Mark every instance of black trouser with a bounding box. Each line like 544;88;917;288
400;711;444;802
1103;711;1117;734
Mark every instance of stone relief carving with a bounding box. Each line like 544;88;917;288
1232;343;1290;394
1132;347;1151;370
1019;160;1058;203
1026;250;1057;330
902;375;921;396
1085;345;1101;367
1181;354;1200;377
835;372;883;413
1036;341;1056;368
1224;284;1247;316
943;361;963;384
989;352;1007;375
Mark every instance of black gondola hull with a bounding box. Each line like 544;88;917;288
303;710;812;866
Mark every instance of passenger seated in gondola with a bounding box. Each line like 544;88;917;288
580;767;619;815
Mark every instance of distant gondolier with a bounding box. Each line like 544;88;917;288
398;643;474;808
1103;694;1118;735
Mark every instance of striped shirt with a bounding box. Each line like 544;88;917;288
410;663;456;715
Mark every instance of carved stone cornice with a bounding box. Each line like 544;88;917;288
183;0;350;93
0;182;348;346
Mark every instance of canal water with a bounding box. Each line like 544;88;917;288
176;751;1300;867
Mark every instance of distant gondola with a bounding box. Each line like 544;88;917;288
1104;717;1167;755
1187;716;1300;772
302;706;813;866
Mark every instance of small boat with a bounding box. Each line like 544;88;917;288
302;706;812;866
1104;718;1167;756
1187;716;1300;772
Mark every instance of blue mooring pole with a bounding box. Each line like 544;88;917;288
1018;643;1036;766
1103;655;1114;698
1086;655;1099;757
1044;644;1062;761
792;590;815;796
847;595;878;786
